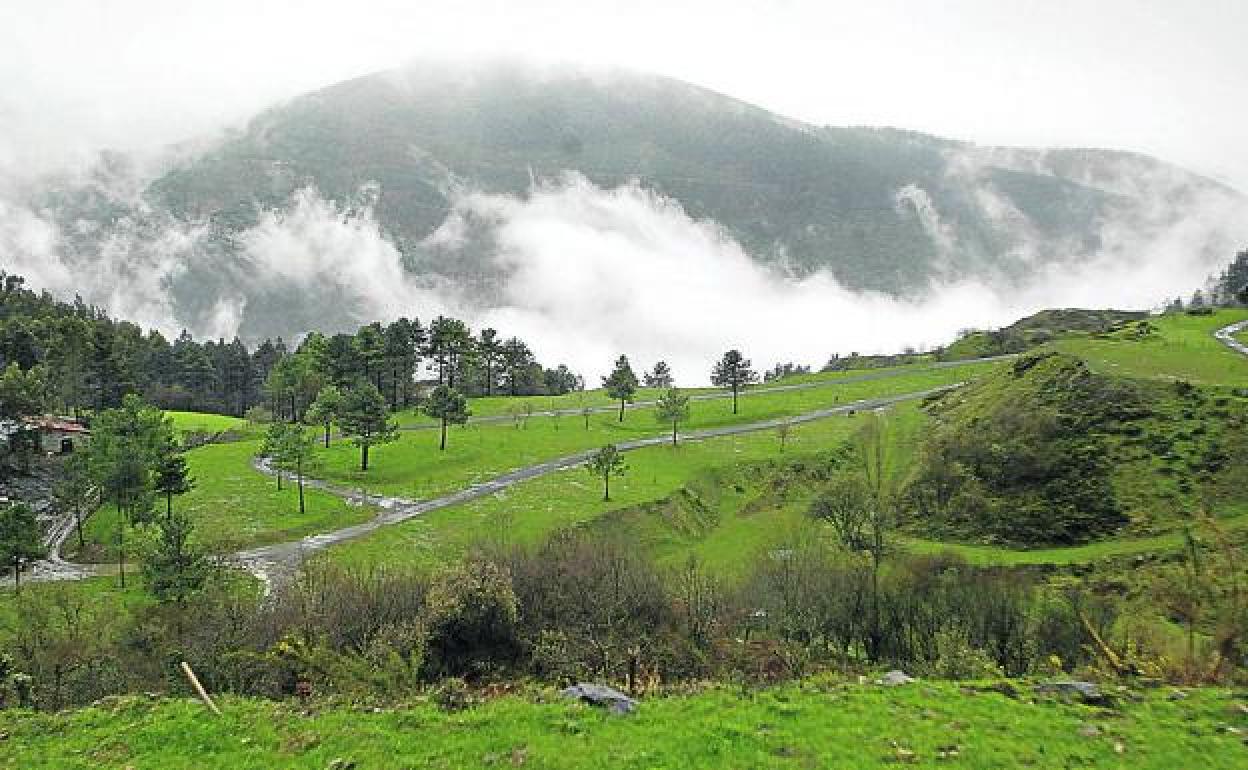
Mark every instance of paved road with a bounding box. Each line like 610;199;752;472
23;381;965;587
30;322;1245;587
227;322;1248;586
26;500;99;582
233;384;962;587
1214;318;1248;356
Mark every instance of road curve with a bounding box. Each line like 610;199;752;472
26;361;1003;589
240;319;1248;584
22;381;967;587
1214;318;1248;356
233;384;962;587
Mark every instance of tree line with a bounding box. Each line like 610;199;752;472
0;271;582;422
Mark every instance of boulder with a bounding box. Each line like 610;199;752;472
1035;680;1112;706
560;683;638;715
877;670;916;687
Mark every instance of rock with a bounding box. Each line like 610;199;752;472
1035;680;1112;705
877;670;916;687
1168;689;1189;701
327;759;356;770
560;683;638;715
1078;723;1101;738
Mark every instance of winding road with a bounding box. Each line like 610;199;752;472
24;322;1247;589
26;379;965;586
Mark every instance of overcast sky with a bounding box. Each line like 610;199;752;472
2;0;1245;188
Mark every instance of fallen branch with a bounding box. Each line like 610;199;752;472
180;661;221;716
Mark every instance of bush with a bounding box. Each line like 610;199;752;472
925;627;1004;680
423;559;521;679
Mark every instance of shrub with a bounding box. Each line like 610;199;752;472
423;558;521;679
925;627;1004;680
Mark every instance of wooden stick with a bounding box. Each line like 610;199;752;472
180;661;221;716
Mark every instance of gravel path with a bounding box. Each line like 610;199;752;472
231;384;961;587
22;355;1016;588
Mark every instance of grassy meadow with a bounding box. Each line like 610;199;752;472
1;680;1243;769
317;361;991;500
73;439;374;561
1050;308;1248;386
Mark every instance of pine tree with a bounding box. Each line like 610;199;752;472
424;385;471;451
305;384;344;448
711;350;758;415
0;502;45;593
154;434;194;520
643;361;674;388
500;337;539;396
478;328;504;396
53;453;93;550
602;355;639;422
86;395;166;587
654;388;690;446
141;508;210;642
586;444;627;501
338;381;399;471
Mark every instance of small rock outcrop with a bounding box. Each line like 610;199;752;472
876;670;916;687
1035;681;1112;706
560;683;638;715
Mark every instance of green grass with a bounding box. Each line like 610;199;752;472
325;402;927;575
1050;308;1248;386
319;362;994;501
393;358;995;426
165;410;258;436
0;577;150;629
2;680;1244;769
901;511;1248;566
324;405;926;573
74;440;375;560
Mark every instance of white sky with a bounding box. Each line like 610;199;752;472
1;0;1245;188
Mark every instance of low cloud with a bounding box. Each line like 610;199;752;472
432;173;1246;382
2;169;1245;384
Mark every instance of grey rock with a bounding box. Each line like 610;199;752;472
877;670;916;687
1078;723;1101;738
1035;680;1111;705
560;683;638;715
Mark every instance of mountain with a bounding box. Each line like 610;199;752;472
9;60;1246;341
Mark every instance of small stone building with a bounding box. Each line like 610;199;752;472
25;417;90;455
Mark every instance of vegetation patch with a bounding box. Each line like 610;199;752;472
905;351;1248;546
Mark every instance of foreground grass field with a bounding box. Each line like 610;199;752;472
1051;308;1248;386
75;440;374;560
2;680;1244;769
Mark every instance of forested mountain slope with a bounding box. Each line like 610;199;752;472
9;61;1245;340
